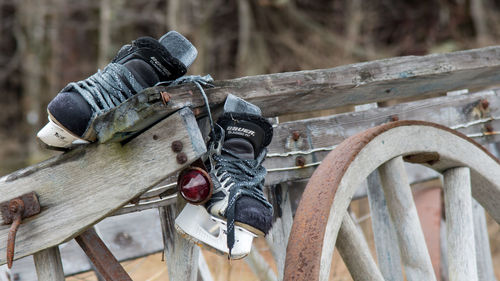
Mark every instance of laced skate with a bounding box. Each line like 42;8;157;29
175;94;273;259
37;31;197;149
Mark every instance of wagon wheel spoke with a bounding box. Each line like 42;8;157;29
336;213;384;281
378;156;436;281
443;167;478;281
366;171;404;281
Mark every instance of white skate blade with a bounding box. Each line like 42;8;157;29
37;116;89;149
175;204;255;259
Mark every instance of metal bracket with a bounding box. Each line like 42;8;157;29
0;192;41;268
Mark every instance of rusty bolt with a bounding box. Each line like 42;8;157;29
292;131;301;141
129;196;140;205
160;91;171;105
485;124;494;132
176;152;188;164
9;199;24;215
390;115;399;122
13;273;20;281
295;156;306;167
172;140;183;152
481;99;489;110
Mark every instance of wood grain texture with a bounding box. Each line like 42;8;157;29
266;184;293;281
159;202;200;281
378;156;436;281
443;167;478;281
366;171;404;281
33;247;65;281
265;88;500;185
471;199;497;281
336;214;385;281
101;46;500;124
92;46;500;143
284;121;500;281
0;108;205;265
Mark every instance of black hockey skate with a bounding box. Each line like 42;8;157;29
175;94;273;259
37;31;197;149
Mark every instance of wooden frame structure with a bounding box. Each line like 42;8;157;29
1;45;500;280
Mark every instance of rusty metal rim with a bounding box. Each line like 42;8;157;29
283;120;500;281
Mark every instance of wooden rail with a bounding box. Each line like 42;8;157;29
95;45;500;143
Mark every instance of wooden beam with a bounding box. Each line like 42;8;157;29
336;213;385;281
0;108;205;265
443;167;478;281
159;202;199;281
265;88;499;185
265;183;293;281
366;171;404;281
33;247;65;281
93;46;500;143
378;156;436;281
471;199;497;281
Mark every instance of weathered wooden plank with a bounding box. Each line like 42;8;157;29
33;247;65;281
366;171;404;281
266;183;293;281
265;89;499;185
0;107;205;265
378;156;436;281
443;167;478;281
336;213;385;281
159;201;199;281
471;199;497;281
94;46;500;142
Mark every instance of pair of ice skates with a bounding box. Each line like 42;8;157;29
37;31;273;259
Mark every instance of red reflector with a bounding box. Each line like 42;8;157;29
178;167;212;204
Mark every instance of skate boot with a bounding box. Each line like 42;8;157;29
37;31;197;149
175;94;273;259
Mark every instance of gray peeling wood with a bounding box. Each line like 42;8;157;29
0;107;206;265
93;46;500;143
264;89;500;185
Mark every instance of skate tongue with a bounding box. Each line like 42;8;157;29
222;138;254;160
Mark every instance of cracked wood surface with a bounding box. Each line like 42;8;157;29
0;108;205;265
94;45;500;143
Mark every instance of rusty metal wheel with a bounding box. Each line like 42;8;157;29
283;121;500;281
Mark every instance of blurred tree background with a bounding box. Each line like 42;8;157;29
1;0;500;174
